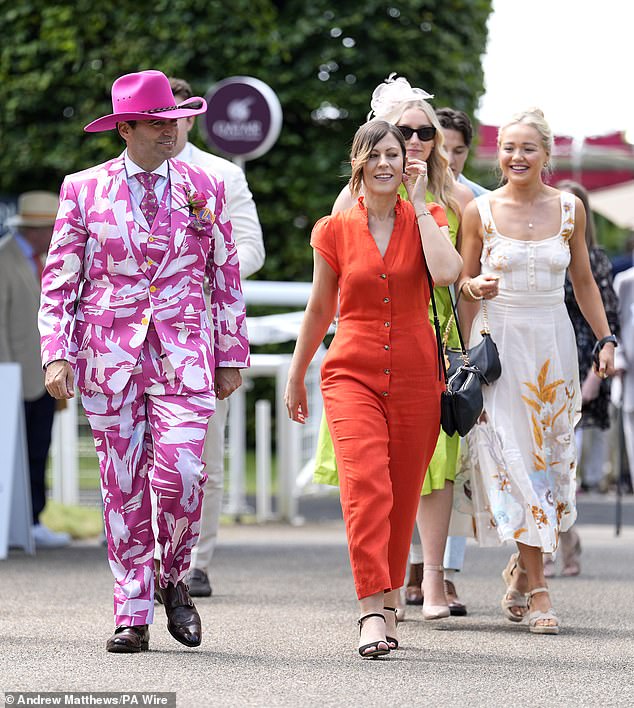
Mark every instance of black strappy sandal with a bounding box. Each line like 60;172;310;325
383;607;399;649
357;612;390;659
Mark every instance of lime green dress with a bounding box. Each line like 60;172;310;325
314;190;460;495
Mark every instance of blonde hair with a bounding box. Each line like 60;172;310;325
379;99;461;217
498;107;553;157
349;120;406;196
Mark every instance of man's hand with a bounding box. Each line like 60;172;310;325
44;360;75;400
214;367;242;400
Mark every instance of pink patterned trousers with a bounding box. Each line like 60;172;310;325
81;324;215;626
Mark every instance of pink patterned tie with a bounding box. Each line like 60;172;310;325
135;172;160;227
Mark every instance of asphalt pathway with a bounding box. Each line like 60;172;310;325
1;499;633;707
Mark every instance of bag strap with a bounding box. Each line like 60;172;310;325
423;262;448;385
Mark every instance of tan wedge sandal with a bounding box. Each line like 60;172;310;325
527;587;560;635
501;553;528;622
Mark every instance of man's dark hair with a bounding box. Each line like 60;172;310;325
435;108;474;148
169;77;193;101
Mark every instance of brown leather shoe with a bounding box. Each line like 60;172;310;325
106;625;149;653
444;579;467;616
405;562;424;605
160;581;202;647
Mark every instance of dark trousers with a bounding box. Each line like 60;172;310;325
23;391;56;524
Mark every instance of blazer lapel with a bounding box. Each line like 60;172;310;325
169;161;192;252
105;157;147;271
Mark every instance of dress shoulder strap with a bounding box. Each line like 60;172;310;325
474;193;496;235
560;191;576;242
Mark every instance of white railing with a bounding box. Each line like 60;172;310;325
49;280;331;523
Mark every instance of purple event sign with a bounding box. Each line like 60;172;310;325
200;76;282;161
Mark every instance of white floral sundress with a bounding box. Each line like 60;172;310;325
459;191;581;552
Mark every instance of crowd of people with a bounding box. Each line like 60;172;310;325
1;68;631;658
286;74;623;655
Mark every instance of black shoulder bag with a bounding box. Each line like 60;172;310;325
444;292;502;385
424;266;486;437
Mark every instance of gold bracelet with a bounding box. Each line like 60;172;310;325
416;210;432;218
463;280;483;301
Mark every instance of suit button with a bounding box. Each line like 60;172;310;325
380;273;387;279
148;236;155;242
147;259;154;266
384;345;390;350
382;391;389;397
384;368;391;374
150;285;157;293
384;321;390;327
383;297;390;303
141;317;149;325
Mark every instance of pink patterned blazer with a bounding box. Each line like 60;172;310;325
39;155;250;395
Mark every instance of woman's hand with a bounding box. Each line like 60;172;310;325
462;274;500;300
402;158;429;209
285;377;308;424
595;343;616;379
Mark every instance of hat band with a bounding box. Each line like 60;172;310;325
19;212;57;221
144;100;204;114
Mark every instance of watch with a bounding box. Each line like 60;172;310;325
593;335;618;352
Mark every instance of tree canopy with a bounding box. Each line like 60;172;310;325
1;0;492;281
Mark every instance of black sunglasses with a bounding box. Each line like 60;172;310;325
397;125;437;142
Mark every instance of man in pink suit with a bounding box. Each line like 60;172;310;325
39;70;250;653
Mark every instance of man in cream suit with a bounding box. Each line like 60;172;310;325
39;70;250;653
0;192;71;549
169;77;265;598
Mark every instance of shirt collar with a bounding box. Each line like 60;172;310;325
13;232;34;259
124;150;169;179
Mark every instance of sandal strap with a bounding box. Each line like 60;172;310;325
528;587;549;597
529;608;558;623
383;606;399;625
358;612;385;627
502;588;528;608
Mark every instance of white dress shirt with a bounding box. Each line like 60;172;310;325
124;151;170;229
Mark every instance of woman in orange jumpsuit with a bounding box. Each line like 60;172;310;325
285;120;462;658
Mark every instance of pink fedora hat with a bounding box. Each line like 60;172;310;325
84;70;207;132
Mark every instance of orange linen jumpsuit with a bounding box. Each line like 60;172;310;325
312;196;445;599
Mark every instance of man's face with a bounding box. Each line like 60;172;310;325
442;127;469;179
21;225;53;255
173;92;196;156
119;119;178;170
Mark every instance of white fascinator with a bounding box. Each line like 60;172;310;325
368;73;434;120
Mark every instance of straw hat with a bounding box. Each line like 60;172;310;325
6;191;59;228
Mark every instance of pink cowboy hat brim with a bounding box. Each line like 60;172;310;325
84;97;208;132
